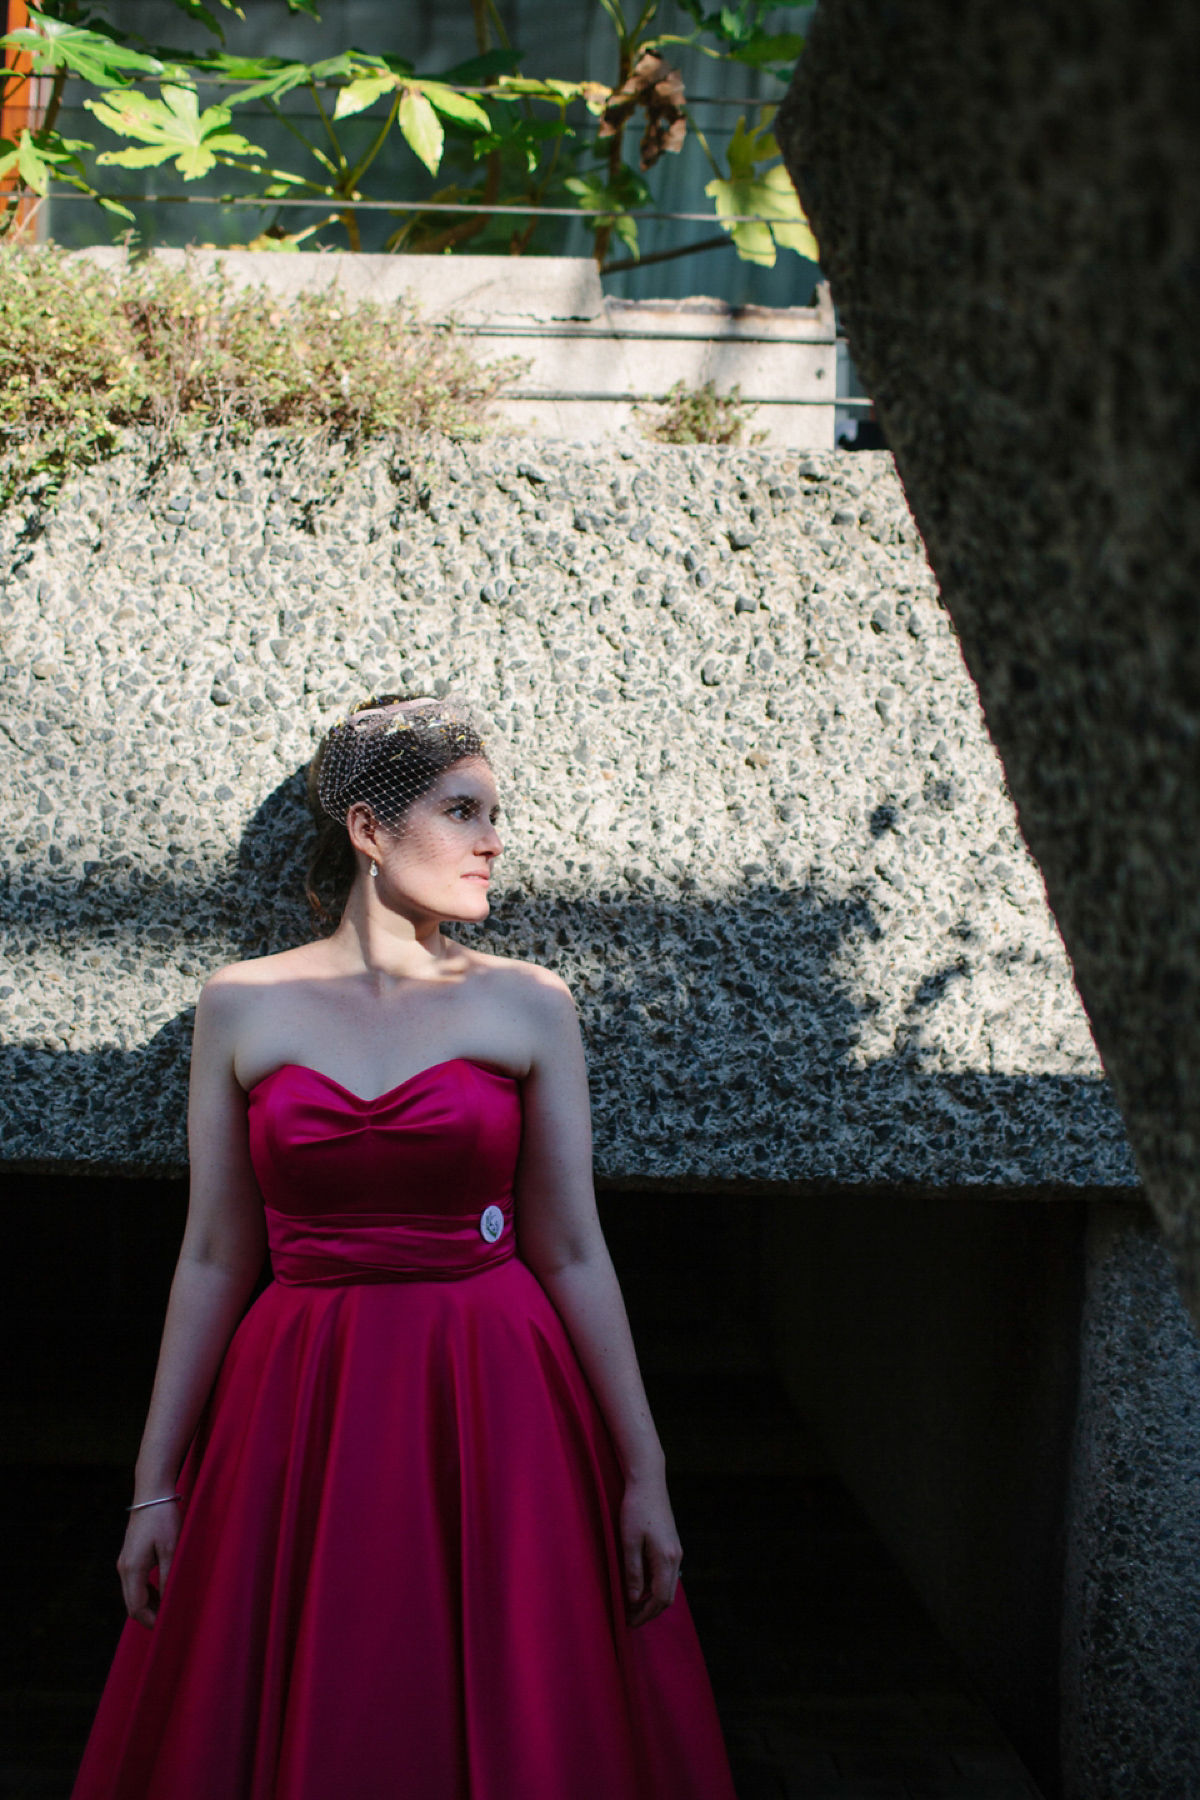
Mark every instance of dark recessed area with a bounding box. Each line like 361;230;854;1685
1;1175;1050;1798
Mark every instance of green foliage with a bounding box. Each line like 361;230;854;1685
703;108;817;267
0;245;521;500
88;84;265;180
0;1;816;274
673;1;805;73
0;125;91;199
0;244;147;498
637;379;764;446
565;166;651;258
1;14;164;87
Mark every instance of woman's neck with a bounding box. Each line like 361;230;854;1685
329;880;453;981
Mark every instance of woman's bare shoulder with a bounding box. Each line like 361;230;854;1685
462;945;576;1015
199;941;329;1010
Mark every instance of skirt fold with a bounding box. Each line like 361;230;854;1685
72;1260;736;1800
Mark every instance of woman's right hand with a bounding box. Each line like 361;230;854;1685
117;1501;181;1629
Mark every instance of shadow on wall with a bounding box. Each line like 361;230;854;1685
0;766;1131;1190
0;774;1121;1798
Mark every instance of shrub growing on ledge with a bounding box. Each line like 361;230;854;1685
638;379;764;447
0;246;521;500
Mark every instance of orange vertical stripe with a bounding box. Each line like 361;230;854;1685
1;0;32;149
2;2;38;230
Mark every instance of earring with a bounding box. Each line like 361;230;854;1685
369;859;378;879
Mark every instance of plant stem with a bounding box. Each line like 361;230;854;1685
305;76;358;249
308;77;349;178
485;0;511;50
600;231;731;275
593;29;634;268
688;118;725;179
407;149;503;256
39;67;66;139
471;0;490;53
507;97;568;257
265;98;338;179
344;87;401;192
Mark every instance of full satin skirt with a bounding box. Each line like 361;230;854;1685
72;1260;736;1800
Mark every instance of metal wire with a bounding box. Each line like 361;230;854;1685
52;74;788;104
45;191;804;225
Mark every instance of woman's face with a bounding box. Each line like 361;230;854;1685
353;756;503;923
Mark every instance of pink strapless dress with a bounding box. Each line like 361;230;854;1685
72;1059;737;1800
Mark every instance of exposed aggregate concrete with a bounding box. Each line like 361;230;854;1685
0;434;1132;1183
1063;1204;1200;1800
778;0;1198;1290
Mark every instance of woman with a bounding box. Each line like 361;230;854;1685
73;695;737;1800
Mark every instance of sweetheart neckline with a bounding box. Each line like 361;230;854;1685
247;1058;518;1108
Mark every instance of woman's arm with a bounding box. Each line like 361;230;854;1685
117;974;267;1627
515;974;681;1628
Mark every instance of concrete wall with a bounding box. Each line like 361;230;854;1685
1062;1206;1200;1800
0;423;1171;1793
776;0;1200;1328
0;435;1130;1186
765;1194;1088;1793
774;9;1200;1780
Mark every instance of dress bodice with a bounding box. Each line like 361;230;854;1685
246;1058;523;1285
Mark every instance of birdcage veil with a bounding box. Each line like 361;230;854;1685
305;692;495;918
315;693;492;830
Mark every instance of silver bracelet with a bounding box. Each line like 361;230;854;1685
127;1493;181;1513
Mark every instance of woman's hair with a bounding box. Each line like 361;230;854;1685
305;692;489;919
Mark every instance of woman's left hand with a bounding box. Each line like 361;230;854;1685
620;1472;683;1628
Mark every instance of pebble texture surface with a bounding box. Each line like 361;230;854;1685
1062;1204;1200;1800
777;0;1200;1309
0;433;1132;1183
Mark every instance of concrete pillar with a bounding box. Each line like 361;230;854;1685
1063;1204;1200;1798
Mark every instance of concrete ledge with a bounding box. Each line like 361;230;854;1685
69;251;836;448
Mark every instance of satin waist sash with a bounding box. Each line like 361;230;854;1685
265;1201;515;1286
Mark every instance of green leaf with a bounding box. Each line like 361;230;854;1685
332;72;396;121
719;5;752;44
360;52;415;76
309;53;362;83
729;29;804;68
725;111;778;179
168;0;228;41
614;213;639;257
705;163;818;267
565;169;646;254
437;48;522;85
398;88;443;174
1;125;89;195
419;83;489;131
755;162;818;259
725;115;756;180
88;84;264;180
287;0;322;15
567;166;650;213
97;144;174;170
494;75;606;111
194;55;285;79
207;57;313;104
472;117;569;174
98;195;137;221
15;130;50;195
1;14;164;87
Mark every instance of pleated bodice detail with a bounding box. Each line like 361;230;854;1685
247;1059;522;1286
